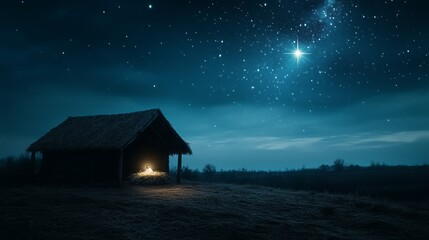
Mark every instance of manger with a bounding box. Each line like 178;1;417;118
129;165;170;185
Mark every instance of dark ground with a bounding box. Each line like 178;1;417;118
0;182;428;240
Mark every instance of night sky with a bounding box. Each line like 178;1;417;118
1;0;428;170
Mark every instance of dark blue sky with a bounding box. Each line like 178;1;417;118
1;0;428;170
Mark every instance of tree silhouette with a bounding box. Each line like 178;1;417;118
333;159;345;171
203;164;216;179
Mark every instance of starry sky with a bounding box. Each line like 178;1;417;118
1;0;428;170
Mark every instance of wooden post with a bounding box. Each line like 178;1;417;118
118;150;123;185
165;154;170;174
176;153;182;183
31;151;36;175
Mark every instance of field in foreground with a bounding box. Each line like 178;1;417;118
0;183;428;240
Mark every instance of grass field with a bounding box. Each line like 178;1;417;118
182;165;429;200
1;183;428;240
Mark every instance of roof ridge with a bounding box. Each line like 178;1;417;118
67;108;160;119
26;108;191;155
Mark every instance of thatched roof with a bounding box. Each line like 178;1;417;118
27;109;192;154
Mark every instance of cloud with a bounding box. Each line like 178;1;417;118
254;137;325;150
331;131;429;148
189;130;429;152
258;131;429;150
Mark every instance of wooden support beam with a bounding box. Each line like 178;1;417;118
165;153;170;173
118;150;124;185
31;151;36;175
176;153;182;183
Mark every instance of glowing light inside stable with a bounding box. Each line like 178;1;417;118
145;164;153;173
131;167;168;184
136;164;163;176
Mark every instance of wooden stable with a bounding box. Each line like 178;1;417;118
27;109;191;184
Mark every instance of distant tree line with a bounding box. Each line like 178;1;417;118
0;154;37;185
171;159;429;200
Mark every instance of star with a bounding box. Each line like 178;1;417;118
287;38;309;66
294;49;303;59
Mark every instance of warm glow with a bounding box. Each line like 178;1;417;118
136;170;164;177
145;165;154;173
136;165;162;177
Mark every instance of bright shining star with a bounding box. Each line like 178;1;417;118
288;38;309;66
294;49;303;58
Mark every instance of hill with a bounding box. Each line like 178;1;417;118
0;183;428;239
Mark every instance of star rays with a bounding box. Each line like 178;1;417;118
287;38;310;66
